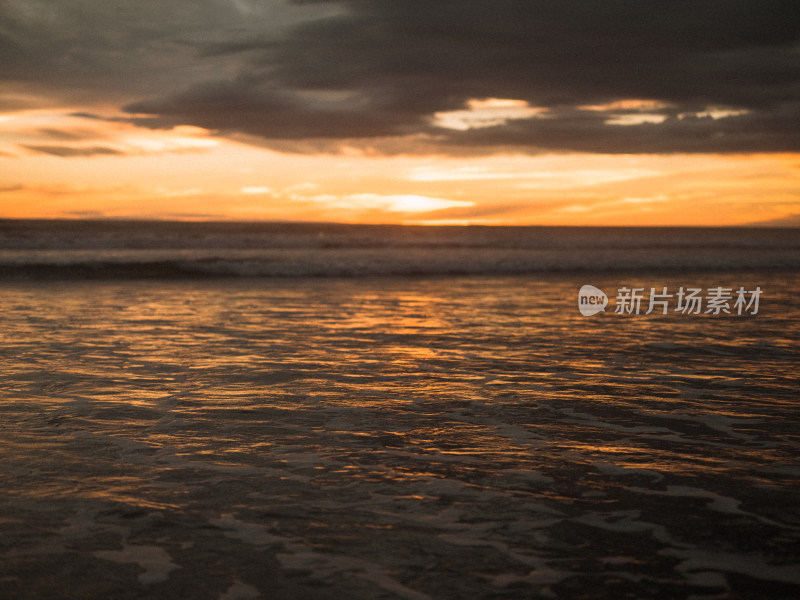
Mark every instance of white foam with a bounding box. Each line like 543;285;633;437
276;551;432;600
211;515;287;546
663;547;800;585
573;511;687;547
219;579;260;600
94;544;178;584
628;485;796;529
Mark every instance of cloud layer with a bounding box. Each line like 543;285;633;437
3;0;799;154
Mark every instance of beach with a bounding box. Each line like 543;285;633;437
1;223;799;599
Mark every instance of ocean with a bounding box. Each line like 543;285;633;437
1;220;800;279
1;220;799;599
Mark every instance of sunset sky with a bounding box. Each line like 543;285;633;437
1;0;798;226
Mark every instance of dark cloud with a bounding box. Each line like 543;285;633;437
124;0;800;154
22;145;124;158
438;105;800;154
3;1;798;154
36;128;101;141
0;0;321;104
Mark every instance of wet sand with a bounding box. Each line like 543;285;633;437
1;274;799;598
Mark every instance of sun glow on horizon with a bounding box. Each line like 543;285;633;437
1;109;799;227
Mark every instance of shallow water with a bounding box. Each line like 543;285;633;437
1;273;799;599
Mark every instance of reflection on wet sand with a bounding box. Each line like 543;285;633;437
1;274;799;599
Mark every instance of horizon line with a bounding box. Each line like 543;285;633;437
1;216;798;229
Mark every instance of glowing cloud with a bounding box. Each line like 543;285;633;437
579;99;672;112
313;194;474;214
241;186;272;195
431;98;547;131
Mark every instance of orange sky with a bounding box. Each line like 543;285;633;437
2;108;798;226
1;2;798;226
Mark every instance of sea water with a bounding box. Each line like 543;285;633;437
1;221;799;599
